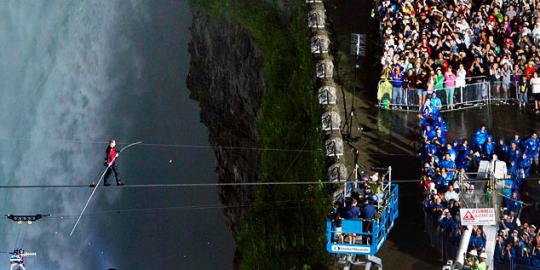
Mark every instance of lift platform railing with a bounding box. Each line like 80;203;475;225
340;166;393;206
326;184;399;255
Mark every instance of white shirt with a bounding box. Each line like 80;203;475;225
456;69;467;87
456;21;470;32
531;77;540;94
533;25;540;40
445;190;460;201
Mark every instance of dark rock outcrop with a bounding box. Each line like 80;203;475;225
186;11;265;238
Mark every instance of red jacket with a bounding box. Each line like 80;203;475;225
105;147;117;164
525;66;536;80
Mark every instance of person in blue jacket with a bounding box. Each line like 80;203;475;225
439;154;456;185
523;132;540;173
511;133;521;149
502;178;514;197
432;140;444;157
502;242;516;265
434;115;448;135
495;137;509;162
362;199;376;220
456;139;471;170
507;142;521;165
531;250;540;268
425;142;438;158
433;129;446;151
424;156;437;178
436;128;447;142
494;234;505;262
430;92;442;115
513;167;525;191
391;67;405;108
473;124;488;152
439;210;456;229
420;99;432;120
424;125;437;141
469;227;487;251
452;139;459;149
504;192;523;215
420;113;435;131
518;153;532;177
446;143;457;162
457;139;470;154
482;136;496;160
436;169;451;189
507;160;517;178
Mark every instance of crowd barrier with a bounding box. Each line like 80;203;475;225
377;79;521;112
495;260;540;270
424;204;462;262
424;174;495;263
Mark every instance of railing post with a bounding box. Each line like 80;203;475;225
487;81;491;104
388;166;392;188
354;164;358;189
515;81;519;104
371;220;378;251
377;81;382;107
404;87;408;108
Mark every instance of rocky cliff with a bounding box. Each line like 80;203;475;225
186;3;328;269
186;11;265;238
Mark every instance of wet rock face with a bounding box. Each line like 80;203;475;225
186;11;265;237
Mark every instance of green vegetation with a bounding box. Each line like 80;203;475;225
190;0;330;269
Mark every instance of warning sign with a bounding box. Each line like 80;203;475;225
459;208;496;226
463;211;475;221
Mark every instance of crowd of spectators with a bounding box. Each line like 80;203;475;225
417;107;540;268
375;0;540;112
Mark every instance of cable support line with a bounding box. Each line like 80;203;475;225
0;137;322;153
48;199;325;219
0;178;536;189
0;184;89;189
0;181;345;189
12;194;424;221
138;143;322;153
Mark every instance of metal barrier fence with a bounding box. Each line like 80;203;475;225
423;202;462;262
424;190;462;261
488;80;518;103
377;79;522;112
423;176;493;264
494;258;540;270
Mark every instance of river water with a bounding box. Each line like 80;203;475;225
0;1;234;269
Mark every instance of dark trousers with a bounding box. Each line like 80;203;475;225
104;163;120;184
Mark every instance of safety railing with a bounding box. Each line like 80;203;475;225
341;166;392;205
488;80;517;103
494;258;540;270
326;184;399;255
377;79;523;112
423;195;463;262
422;176;497;265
